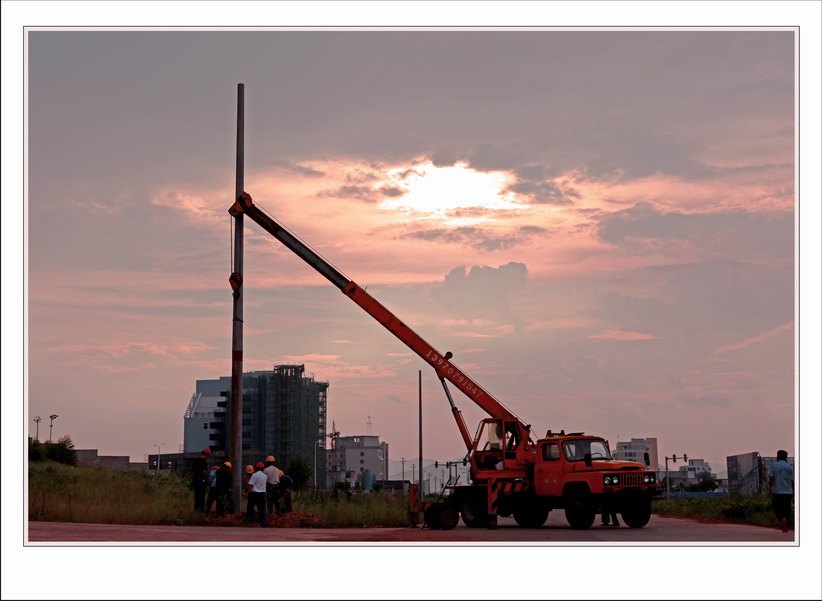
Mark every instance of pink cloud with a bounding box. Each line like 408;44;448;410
587;329;658;341
713;322;794;356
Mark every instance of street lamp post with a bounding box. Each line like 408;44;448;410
48;414;58;443
155;443;165;474
314;439;323;489
33;416;41;442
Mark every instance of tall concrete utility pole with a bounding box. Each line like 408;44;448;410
418;370;423;508
229;83;245;513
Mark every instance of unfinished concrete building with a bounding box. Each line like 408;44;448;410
183;364;327;480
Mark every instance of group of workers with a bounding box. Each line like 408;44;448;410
192;449;294;525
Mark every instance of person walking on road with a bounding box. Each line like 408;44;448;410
767;449;794;532
191;448;211;512
245;462;268;527
263;455;281;515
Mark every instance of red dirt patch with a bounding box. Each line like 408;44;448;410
205;512;326;528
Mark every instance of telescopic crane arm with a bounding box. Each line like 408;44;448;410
230;193;522;449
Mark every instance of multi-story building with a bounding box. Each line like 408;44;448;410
180;364;328;480
611;437;658;470
327;434;388;489
727;452;795;496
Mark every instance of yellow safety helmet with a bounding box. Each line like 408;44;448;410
223;461;232;468
245;465;254;474
266;455;275;463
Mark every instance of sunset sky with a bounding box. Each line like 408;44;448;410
4;2;822;600
23;28;799;475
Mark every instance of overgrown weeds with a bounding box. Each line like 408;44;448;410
292;489;408;527
652;495;792;528
28;461;409;528
29;462;208;525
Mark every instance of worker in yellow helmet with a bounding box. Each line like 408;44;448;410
242;465;254;499
216;461;233;516
263;455;281;515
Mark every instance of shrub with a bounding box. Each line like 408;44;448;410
29;437;47;462
47;435;78;466
285;453;312;491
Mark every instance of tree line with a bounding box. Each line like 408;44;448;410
29;435;77;466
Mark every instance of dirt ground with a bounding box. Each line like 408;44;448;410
26;512;795;544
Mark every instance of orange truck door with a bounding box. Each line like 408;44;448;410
534;441;563;497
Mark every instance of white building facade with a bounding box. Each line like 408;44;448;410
611;437;658;470
329;435;389;489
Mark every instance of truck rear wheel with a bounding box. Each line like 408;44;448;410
621;496;652;528
513;498;550;528
423;505;443;529
461;494;489;528
438;507;459;530
564;492;595;530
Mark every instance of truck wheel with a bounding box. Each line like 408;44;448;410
513;505;549;528
461;494;489;528
564;493;595;530
513;498;550;528
621;497;652;528
423;505;443;529
439;507;460;530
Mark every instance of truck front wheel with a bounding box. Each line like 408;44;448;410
564;492;595;530
621;496;652;528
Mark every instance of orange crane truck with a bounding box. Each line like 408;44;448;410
230;192;662;530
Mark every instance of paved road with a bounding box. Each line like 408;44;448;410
27;513;795;544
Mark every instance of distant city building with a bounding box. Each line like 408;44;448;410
662;458;716;492
327;434;389;489
727;451;795;496
181;364;328;479
612;437;658;470
75;449;148;472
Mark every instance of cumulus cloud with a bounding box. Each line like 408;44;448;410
504;180;581;205
271;159;326;178
404;225;547;251
596;201;794;258
317;184;408;203
430;262;528;320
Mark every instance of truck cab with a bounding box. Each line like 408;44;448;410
470;418;535;475
533;433;661;528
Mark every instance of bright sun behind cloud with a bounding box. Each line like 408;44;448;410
381;162;520;223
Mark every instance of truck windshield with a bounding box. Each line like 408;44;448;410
562;439;612;461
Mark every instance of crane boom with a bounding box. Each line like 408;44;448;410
229;192;517;423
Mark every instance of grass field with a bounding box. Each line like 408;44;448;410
28;461;409;527
29;461;790;529
652;495;791;529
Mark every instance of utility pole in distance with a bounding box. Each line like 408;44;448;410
48;414;58;443
229;83;245;514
